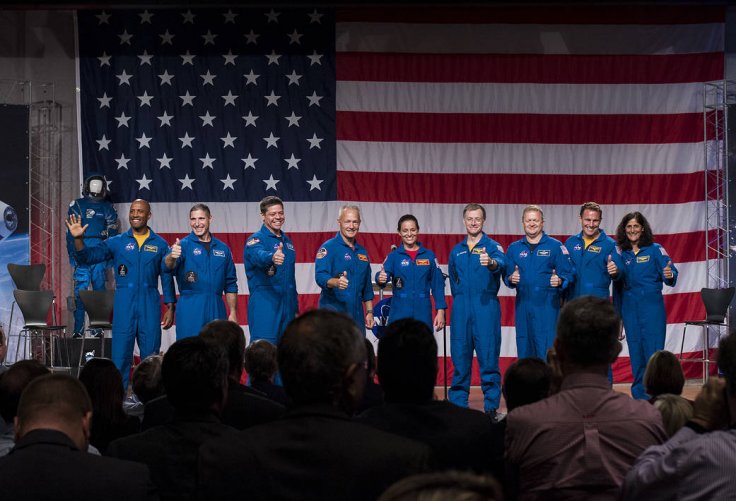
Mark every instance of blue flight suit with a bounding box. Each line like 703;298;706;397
76;228;175;389
565;229;623;300
243;225;298;344
618;244;678;400
375;245;447;331
315;233;373;331
565;229;624;384
448;233;506;412
168;232;238;340
505;232;574;360
66;197;118;334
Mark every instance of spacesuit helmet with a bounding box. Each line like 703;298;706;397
83;174;107;201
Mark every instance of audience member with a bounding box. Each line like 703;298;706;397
79;357;140;453
357;318;501;476
129;354;172;429
644;350;686;401
199;309;433;501
622;331;736;498
0;374;156;500
244;338;289;406
0;360;49;456
378;470;504;501
198;320;284;427
355;337;384;413
651;394;693;437
505;296;667;500
107;337;236;500
502;358;552;413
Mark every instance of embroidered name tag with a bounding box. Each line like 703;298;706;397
358;254;368;262
143;245;158;253
537;249;550;257
587;246;601;254
637;256;650;263
416;259;430;266
213;249;225;257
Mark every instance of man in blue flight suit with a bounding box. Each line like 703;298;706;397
448;203;506;417
165;204;238;340
565;202;624;384
315;205;374;332
66;174;118;338
565;202;623;301
243;196;298;344
505;205;574;360
66;199;175;389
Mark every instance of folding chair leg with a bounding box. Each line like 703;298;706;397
679;324;688;360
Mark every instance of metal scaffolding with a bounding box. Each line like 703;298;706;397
703;81;734;289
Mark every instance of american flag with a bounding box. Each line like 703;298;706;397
77;6;724;383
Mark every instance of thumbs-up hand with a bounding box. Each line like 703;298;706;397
606;254;618;276
170;238;182;259
479;250;491;267
510;265;521;285
550;268;562;288
377;265;388;285
273;242;285;266
338;271;349;290
663;260;673;280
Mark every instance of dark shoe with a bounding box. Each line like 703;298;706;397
72;332;84;339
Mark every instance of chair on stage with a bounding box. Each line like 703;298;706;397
6;264;47;343
13;289;69;371
679;287;735;383
77;290;114;369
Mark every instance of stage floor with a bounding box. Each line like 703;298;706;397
448;379;704;413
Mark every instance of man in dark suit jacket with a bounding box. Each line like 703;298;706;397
107;336;237;501
199;320;285;428
356;318;503;476
199;309;433;501
0;373;157;500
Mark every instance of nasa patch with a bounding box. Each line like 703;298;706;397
344;253;352;261
125;242;136;251
519;250;529;258
400;259;410;267
193;247;202;256
574;244;582;251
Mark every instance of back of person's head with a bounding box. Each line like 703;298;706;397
278;309;366;410
555;296;621;368
378;470;503;501
503;358;552;412
15;374;92;447
652;394;693;437
0;360;50;423
78;357;126;425
644;350;685;397
365;338;377;377
199;320;245;381
163;336;228;415
377;318;437;403
132;355;164;404
718;331;736;397
244;339;278;383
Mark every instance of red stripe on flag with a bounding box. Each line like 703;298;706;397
337;171;704;205
337;52;724;84
336;111;709;144
336;6;725;24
